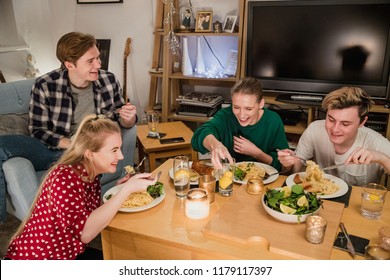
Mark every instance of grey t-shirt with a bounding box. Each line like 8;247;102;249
70;83;95;135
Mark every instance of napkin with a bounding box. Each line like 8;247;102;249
327;185;352;207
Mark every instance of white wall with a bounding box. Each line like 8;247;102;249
0;0;238;113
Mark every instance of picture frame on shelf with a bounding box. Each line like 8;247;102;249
180;6;195;31
195;11;213;32
223;15;237;33
77;0;123;4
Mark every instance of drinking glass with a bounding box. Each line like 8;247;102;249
217;158;235;197
147;110;159;137
361;183;387;219
173;156;190;198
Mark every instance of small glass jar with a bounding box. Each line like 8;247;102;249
378;226;390;251
246;176;264;195
185;188;209;219
305;216;327;244
365;245;390;260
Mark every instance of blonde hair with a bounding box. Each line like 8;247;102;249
56;32;97;69
231;77;263;102
322;86;374;123
9;114;121;243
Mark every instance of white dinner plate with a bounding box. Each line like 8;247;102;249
103;184;165;212
234;161;279;185
285;172;349;199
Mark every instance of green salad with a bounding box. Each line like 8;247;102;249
105;181;164;200
146;181;164;199
264;184;322;216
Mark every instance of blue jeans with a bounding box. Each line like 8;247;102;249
0;135;62;222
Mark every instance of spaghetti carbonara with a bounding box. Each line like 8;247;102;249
122;192;153;208
302;160;339;195
237;162;266;181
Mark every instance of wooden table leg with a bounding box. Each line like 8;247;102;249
149;152;156;172
137;139;146;173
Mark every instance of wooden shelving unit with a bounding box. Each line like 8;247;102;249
156;0;245;122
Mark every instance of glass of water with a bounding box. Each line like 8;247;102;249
146;110;159;137
361;183;387;219
217;158;235;197
173;156;190;198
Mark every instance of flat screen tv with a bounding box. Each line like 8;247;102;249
246;0;390;101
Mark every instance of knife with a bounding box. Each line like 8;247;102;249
322;163;346;171
340;222;356;258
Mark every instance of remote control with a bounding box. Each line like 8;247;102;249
291;95;323;101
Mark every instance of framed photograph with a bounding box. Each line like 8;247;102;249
195;11;213;32
223;15;238;33
77;0;123;4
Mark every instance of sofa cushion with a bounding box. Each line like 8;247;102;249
0;113;29;135
0;79;34;115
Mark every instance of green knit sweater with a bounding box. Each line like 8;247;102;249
191;106;289;170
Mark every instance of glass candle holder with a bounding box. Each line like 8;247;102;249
246;176;264;195
185;188;209;219
198;174;216;203
378;226;390;251
305;215;327;244
365;245;390;260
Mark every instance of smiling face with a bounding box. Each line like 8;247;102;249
232;93;264;126
88;132;123;175
66;45;102;87
325;106;366;149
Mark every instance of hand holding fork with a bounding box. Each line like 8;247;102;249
277;149;307;170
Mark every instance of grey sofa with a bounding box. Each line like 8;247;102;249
0;79;137;221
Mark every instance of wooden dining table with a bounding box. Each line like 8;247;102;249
101;158;390;260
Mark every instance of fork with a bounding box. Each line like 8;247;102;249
134;156;147;173
125;156;147;175
277;149;307;166
291;154;307;167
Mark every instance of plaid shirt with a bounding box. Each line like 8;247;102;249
29;68;125;149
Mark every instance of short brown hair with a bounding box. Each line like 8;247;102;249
56;32;97;68
322;86;374;123
231;77;263;102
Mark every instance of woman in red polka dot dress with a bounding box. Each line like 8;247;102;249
4;115;155;260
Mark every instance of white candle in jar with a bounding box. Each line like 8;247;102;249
185;188;209;219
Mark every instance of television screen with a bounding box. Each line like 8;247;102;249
246;0;390;100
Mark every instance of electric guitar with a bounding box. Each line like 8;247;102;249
123;37;131;101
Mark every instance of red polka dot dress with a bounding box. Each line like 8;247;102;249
5;163;101;260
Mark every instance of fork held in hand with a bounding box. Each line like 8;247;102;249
134;156;147;173
125;156;147;175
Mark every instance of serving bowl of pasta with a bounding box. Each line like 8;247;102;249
262;185;322;223
103;182;165;212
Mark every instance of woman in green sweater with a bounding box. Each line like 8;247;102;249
191;77;289;170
